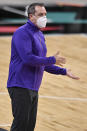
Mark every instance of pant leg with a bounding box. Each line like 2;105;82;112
27;90;38;131
8;87;32;131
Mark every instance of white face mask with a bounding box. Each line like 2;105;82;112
37;16;47;28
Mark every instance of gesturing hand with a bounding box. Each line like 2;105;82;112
54;51;66;66
66;69;80;80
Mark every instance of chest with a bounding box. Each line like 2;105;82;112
33;33;47;57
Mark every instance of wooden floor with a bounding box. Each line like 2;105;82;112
0;34;87;131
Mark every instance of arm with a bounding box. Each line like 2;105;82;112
13;30;56;66
44;65;80;80
44;65;66;75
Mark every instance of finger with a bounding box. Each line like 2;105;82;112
68;69;71;72
59;57;66;63
55;51;60;56
72;76;80;80
62;58;66;64
69;74;80;80
58;63;64;67
60;59;66;64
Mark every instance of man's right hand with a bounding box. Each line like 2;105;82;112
54;51;66;66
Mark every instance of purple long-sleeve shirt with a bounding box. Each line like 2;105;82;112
7;20;66;91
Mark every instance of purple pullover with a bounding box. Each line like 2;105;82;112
7;20;66;91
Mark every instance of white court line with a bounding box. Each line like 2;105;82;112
0;92;8;95
0;92;87;102
0;33;87;37
39;95;87;102
0;124;11;127
81;33;87;38
0;93;87;127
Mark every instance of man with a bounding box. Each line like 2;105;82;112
7;3;79;131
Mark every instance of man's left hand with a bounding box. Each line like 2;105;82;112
66;69;80;80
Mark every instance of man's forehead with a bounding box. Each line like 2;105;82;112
35;6;46;13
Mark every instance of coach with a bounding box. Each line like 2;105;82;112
7;3;79;131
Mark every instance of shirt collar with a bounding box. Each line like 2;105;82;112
27;19;39;31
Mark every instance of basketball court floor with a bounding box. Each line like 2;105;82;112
0;34;87;131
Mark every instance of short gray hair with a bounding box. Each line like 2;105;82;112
25;3;45;18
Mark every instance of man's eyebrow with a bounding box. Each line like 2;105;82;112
38;12;47;15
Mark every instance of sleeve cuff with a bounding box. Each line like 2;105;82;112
48;56;56;64
60;68;67;75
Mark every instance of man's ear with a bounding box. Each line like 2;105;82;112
29;14;33;19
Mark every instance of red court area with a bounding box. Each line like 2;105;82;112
0;26;63;33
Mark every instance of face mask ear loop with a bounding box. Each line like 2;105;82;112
25;5;29;17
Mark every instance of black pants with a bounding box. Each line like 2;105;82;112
8;87;38;131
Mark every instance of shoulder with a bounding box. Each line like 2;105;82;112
13;25;26;37
13;24;32;40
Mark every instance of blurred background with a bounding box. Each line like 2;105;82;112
0;0;87;35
